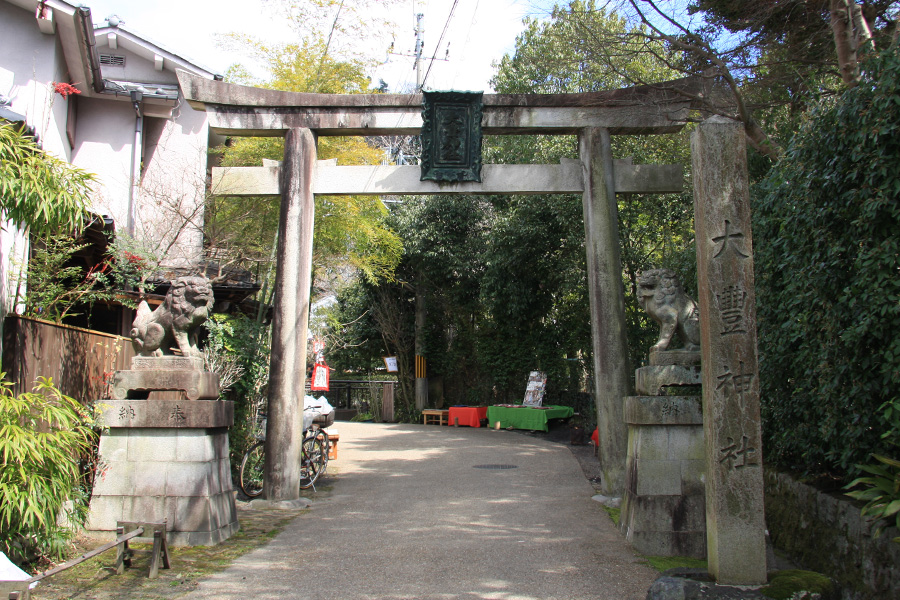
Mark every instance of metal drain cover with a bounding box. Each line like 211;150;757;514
473;464;518;470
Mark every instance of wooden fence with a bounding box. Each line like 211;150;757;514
1;316;134;401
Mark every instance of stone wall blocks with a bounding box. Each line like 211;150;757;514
626;530;706;560
89;427;238;546
667;426;705;461
91;465;136;496
634;459;683;496
175;430;216;462
627;496;676;531
165;462;212;497
174;497;213;532
633;427;670;461
97;430;129;462
123;495;168;525
625;395;703;425
206;468;222;496
797;483;816;518
816;491;841;527
85;495;123;531
212;429;229;456
126;429;178;462
218;459;234;492
680;460;706;496
133;463;169;496
764;469;900;600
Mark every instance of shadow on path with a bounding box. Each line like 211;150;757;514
183;422;656;600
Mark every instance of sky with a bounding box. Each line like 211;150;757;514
79;0;558;92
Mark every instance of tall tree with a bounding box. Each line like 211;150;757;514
210;40;403;288
329;3;696;417
551;0;898;158
491;2;696;371
754;48;900;479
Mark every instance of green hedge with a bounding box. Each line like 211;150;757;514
754;49;900;479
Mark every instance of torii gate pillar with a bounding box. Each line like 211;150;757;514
264;128;317;500
580;127;631;496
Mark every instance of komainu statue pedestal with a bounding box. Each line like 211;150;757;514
111;357;219;401
620;393;706;558
88;358;238;545
620;270;706;558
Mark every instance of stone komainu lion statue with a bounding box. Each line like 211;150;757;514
637;269;700;352
131;276;214;358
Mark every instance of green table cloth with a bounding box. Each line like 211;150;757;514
486;405;574;432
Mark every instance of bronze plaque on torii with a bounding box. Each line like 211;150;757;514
420;90;483;182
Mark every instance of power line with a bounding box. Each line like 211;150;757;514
450;0;480;89
421;0;459;90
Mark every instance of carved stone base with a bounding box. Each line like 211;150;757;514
649;348;701;367
98;399;234;429
111;369;219;400
87;425;239;545
131;356;205;371
620;395;706;558
635;364;701;396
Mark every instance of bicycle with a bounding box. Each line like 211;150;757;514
239;415;330;498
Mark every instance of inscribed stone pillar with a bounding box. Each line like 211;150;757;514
579;127;631;496
265;127;316;500
691;116;766;584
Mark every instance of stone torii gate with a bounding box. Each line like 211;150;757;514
179;72;699;500
181;72;769;585
180;71;694;501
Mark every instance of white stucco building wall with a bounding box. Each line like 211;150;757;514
0;0;219;317
0;1;72;159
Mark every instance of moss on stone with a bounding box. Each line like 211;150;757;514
761;569;834;600
642;555;707;572
602;506;620;525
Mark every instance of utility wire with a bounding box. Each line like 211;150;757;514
421;0;459;90
312;0;345;92
450;0;481;89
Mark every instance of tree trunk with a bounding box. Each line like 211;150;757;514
831;0;861;87
743;119;780;161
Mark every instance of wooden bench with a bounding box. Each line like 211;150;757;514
422;409;449;426
324;428;339;460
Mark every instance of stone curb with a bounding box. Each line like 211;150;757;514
245;498;312;510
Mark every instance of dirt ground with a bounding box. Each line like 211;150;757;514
30;503;304;600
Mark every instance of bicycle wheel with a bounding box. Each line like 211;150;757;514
239;441;265;498
299;434;326;490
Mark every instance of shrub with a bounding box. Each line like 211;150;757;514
202;314;269;472
754;48;900;479
0;375;98;566
845;453;900;542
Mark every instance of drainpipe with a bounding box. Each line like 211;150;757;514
77;7;105;93
129;91;143;236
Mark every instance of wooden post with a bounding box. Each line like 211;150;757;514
265;127;317;500
114;526;126;574
692;117;766;584
415;282;428;410
579;127;631;497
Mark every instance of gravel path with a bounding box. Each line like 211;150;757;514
181;421;656;600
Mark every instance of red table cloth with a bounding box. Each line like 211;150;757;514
447;406;488;427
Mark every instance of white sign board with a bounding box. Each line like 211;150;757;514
523;371;547;407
